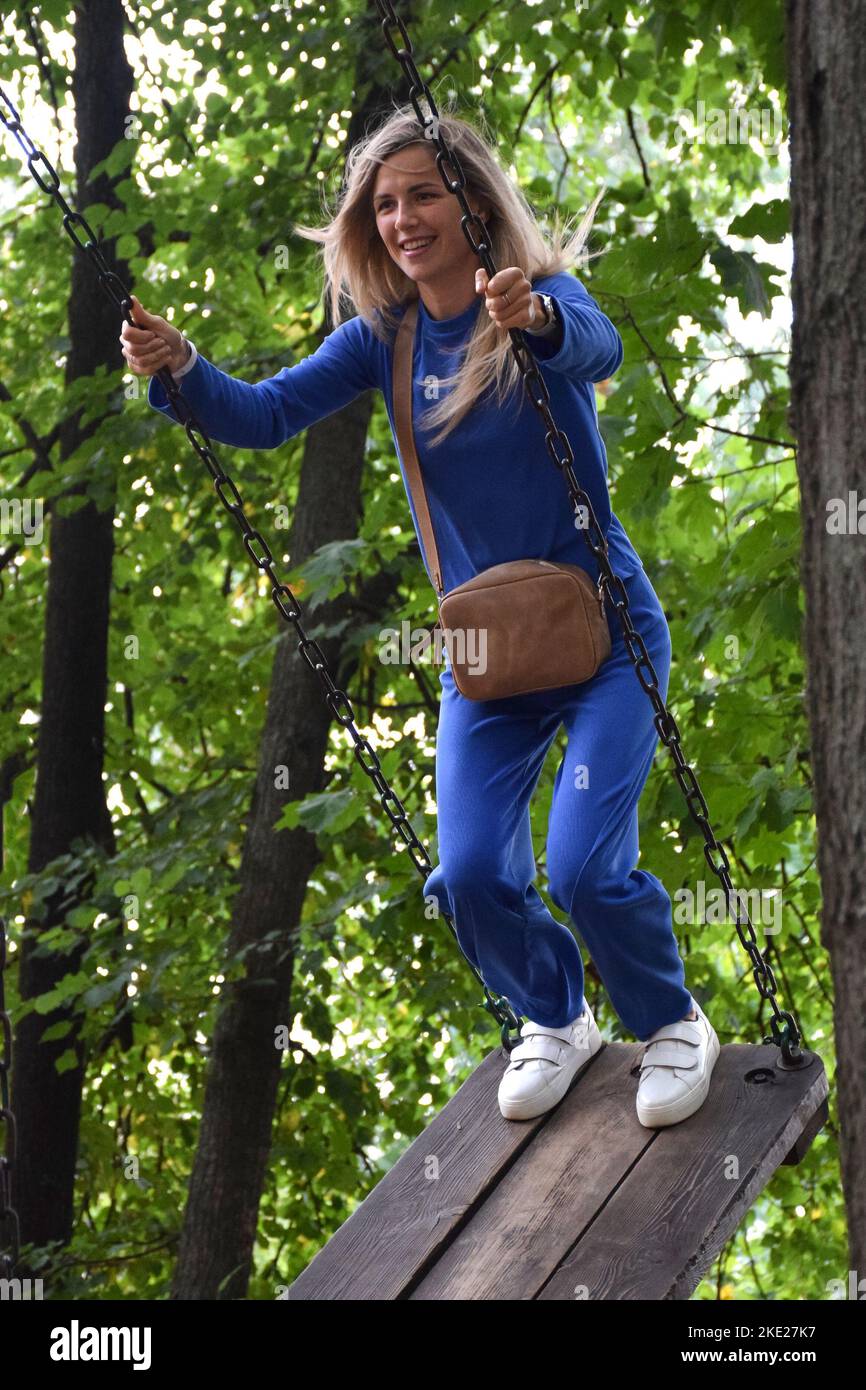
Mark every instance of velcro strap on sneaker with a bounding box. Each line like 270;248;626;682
646;1019;701;1046
509;1036;568;1067
520;1021;578;1046
641;1044;698;1071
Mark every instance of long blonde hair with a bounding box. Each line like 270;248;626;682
293;93;607;448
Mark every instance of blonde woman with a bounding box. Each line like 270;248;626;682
122;102;719;1127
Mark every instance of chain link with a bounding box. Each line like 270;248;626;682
373;0;803;1062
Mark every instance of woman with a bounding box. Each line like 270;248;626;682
122;102;719;1128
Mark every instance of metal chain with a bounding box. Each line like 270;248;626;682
373;0;804;1064
0;84;521;1052
1;48;803;1062
0;915;19;1280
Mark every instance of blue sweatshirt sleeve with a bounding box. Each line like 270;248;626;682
528;271;623;382
146;314;378;449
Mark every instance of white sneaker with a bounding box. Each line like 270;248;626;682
498;1001;604;1121
636;997;720;1128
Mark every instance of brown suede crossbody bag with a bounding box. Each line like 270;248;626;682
392;298;612;701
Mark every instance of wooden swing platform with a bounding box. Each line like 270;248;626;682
288;1038;828;1300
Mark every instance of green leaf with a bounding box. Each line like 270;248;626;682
42;1020;75;1043
728;199;790;243
34;972;92;1013
83;973;131;1009
709;245;772;316
277;788;363;836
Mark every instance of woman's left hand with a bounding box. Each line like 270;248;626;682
475;266;542;332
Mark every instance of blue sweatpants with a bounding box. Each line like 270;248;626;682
423;564;693;1042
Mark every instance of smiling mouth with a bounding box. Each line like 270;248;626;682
401;237;436;256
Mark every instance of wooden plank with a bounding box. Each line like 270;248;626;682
411;1044;826;1301
537;1043;828;1301
783;1092;830;1164
291;1039;827;1301
288;1042;607;1299
409;1045;650;1300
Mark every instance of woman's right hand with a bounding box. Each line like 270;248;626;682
120;294;189;376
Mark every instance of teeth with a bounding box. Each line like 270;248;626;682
403;238;433;251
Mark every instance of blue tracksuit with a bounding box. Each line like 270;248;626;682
148;272;691;1039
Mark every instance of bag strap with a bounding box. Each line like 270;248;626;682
393;298;445;599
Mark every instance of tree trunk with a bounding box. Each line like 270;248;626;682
787;0;866;1272
170;16;413;1299
13;0;133;1252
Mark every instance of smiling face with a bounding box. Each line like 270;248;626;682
372;142;490;311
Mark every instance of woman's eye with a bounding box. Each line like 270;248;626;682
378;193;437;211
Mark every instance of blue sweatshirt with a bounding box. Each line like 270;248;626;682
147;271;644;597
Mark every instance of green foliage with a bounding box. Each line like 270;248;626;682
0;0;840;1303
